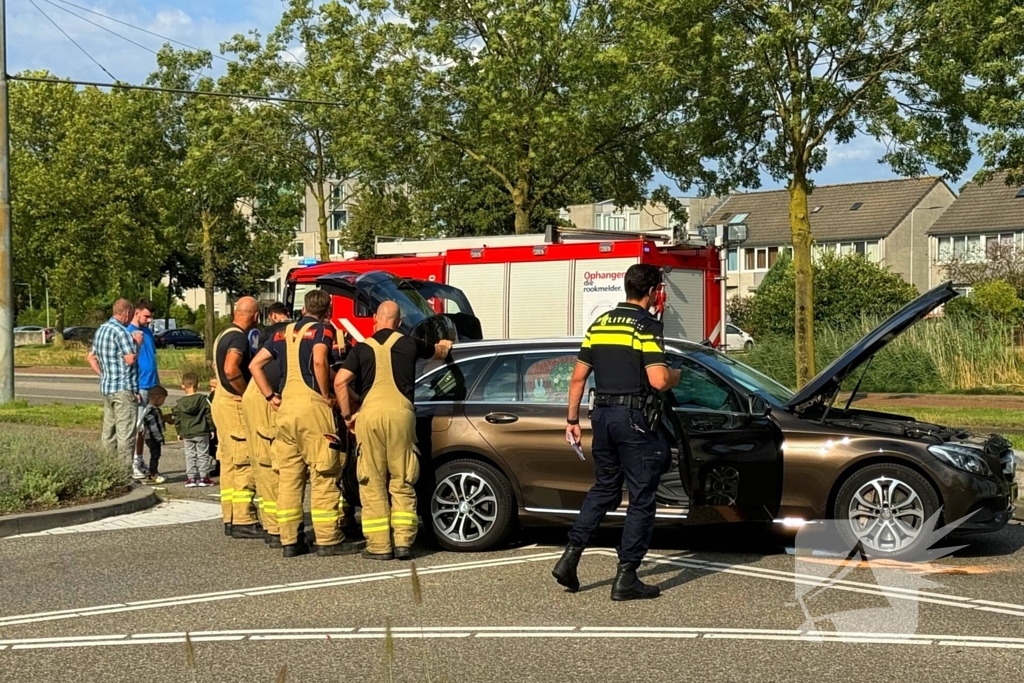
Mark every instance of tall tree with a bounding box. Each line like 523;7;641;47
378;0;696;234
646;0;976;386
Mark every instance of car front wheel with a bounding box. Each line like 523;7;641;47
743;340;754;352
429;459;516;552
834;463;941;560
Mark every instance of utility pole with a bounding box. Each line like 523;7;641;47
0;0;14;404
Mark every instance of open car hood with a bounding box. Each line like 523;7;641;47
786;281;958;411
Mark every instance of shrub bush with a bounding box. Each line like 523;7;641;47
0;426;130;513
973;280;1024;323
727;296;754;332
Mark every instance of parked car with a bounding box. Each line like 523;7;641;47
726;324;755;352
62;326;97;344
353;282;1015;559
153;328;204;349
13;326;55;343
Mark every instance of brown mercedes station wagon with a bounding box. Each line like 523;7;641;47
386;283;1017;559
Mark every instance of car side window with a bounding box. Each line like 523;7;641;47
469;356;520;402
520;353;592;404
414;357;490;402
726;324;740;335
668;355;741;412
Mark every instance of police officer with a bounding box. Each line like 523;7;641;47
552;264;681;601
242;302;292;549
334;301;452;561
210;296;262;539
252;290;360;558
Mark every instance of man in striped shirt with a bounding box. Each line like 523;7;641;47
88;298;141;476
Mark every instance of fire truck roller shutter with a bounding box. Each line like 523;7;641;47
509;260;572;339
448;263;508;339
572;257;638;335
662;268;704;341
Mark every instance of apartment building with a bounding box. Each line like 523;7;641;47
701;177;956;297
558;196;721;239
926;172;1024;291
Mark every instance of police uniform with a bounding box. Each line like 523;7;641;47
567;303;670;569
210;325;258;531
265;318;350;554
342;329;435;558
240;321;289;545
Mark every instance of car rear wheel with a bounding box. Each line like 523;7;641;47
834;463;941;560
743;340;754;352
430;459;516;552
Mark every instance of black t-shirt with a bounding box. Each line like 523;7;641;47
577;303;667;396
342;329;435;403
215;326;252;397
260;321;290;393
264;317;339;393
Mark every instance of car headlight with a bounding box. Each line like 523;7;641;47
928;444;993;477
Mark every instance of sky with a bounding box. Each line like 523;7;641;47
6;0;985;195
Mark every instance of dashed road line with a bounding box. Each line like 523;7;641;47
4;627;1024;651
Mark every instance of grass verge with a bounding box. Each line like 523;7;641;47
15;345;211;383
0;424;131;514
862;405;1024;431
0;400;104;430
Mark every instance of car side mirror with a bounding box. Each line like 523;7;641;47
748;394;771;417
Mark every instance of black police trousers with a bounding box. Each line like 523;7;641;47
567;405;670;563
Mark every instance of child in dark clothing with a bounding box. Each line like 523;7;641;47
173;373;216;487
137;385;169;485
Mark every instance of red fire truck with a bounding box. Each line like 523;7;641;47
284;232;723;345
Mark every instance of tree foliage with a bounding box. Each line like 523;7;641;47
748;252;919;337
945;280;1024;324
943;242;1024;298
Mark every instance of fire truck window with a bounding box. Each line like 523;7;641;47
470;356;519;402
292;284;319;319
521;354;588;404
414;357;490;402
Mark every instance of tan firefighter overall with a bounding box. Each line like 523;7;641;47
241;380;278;536
274;322;346;547
355;333;420;554
210;326;257;525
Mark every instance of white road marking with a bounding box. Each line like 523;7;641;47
6;627;1024;651
0;550;568;628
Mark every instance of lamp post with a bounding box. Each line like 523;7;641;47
702;223;748;350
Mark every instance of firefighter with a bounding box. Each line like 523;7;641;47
334;301;452;561
210;296;262;539
254;290;360;558
242;303;292;549
552;264;681;600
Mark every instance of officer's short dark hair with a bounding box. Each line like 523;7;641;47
304;290;331;318
268;302;289;317
624;264;662;301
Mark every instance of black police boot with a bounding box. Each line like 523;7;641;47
610;561;660;601
230;523;264;540
394;546;412;561
224;523;232;537
551;544;585;593
316;539;365;557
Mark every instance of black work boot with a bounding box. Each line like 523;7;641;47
224;523;232;537
266;534;282;549
282;541;310;558
231;524;264;540
394;546;412;561
610;561;660;601
316;539;365;557
551;544;585;593
361;549;394;561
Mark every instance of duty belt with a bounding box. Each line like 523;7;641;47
594;394;648;409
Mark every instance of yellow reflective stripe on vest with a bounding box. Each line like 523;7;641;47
391;511;418;527
361;516;390;533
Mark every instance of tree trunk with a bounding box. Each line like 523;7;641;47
512;177;531;235
316;190;330;261
202;211;216;364
789;172;815;387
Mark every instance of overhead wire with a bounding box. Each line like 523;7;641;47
48;0;234;62
40;0;159;56
27;0;119;82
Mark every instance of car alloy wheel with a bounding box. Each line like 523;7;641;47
429;459;516;552
834;463;940;560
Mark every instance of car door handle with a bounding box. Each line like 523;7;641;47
484;413;519;424
690;419;713;431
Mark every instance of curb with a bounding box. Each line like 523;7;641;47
0;487;160;538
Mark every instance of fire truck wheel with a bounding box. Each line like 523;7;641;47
429;459;516;552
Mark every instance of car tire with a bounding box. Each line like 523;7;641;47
833;462;942;560
166;343;176;350
428;459;516;552
743;340;754;352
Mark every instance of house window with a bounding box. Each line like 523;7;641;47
744;246;780;271
1015;188;1024;198
597;213;627;231
328;238;340;256
744;248;754;271
729;213;748;224
628;212;640;232
937;235;986;262
727;249;738;272
850;202;863;211
331;210;348;231
331;184;344;203
814;241;880;263
289;241;304;259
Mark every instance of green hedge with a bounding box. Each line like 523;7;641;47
0;426;130;514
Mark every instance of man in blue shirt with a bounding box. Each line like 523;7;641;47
88;298;141;476
128;299;162;482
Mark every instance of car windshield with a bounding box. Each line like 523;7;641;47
678;344;794;405
359;273;435;327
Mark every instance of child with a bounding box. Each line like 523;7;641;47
136;385;169;485
173;372;216;488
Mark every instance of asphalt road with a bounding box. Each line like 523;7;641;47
13;372;185;405
2;442;1023;682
